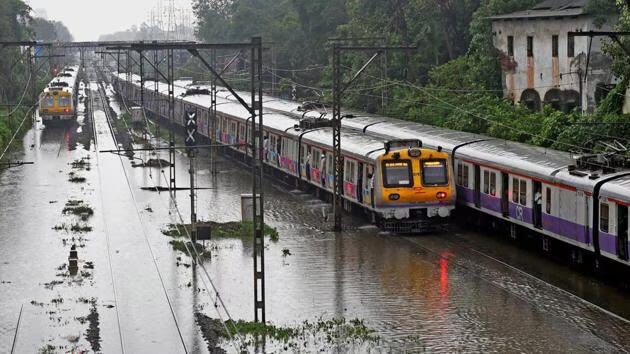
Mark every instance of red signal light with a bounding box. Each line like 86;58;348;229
436;192;447;199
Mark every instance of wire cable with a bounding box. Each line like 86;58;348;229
90;79;126;354
111;73;245;349
95;77;189;354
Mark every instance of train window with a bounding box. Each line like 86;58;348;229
345;160;355;183
312;150;321;169
327;153;334;173
519;180;527;206
422;160;448;186
43;95;54;108
600;202;609;233
489;172;496;196
512;177;519;203
545;187;551;214
462;165;469;187
456;163;463;185
58;96;70;107
483;170;489;194
382;160;413;188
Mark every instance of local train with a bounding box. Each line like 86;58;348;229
39;65;80;124
111;73;630;269
111;73;456;232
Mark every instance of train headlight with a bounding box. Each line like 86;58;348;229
388;193;400;201
436;191;447;199
408;148;421;157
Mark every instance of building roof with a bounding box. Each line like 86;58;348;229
489;0;587;20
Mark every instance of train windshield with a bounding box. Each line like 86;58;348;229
382;160;413;187
58;96;70;107
42;95;54;108
422;160;448;186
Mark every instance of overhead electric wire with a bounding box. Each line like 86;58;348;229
90;80;126;354
112;74;245;349
0;71;32;118
95;78;189;353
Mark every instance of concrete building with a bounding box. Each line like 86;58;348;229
490;0;616;113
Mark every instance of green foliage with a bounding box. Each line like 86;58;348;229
189;0;628;154
162;221;279;241
585;0;618;28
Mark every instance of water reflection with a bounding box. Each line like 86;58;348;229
0;91;629;353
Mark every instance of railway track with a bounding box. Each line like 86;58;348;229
401;232;630;351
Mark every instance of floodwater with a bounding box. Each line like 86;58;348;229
1;72;629;353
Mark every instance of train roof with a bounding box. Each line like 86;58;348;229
599;175;630;202
289;126;385;160
114;73;628;183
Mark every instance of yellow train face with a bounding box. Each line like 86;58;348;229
39;91;74;117
377;148;455;207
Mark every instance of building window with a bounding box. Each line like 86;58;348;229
527;36;534;57
600;202;609;233
507;36;514;57
568;35;575;57
552;35;558;57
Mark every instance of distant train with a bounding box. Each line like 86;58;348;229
112;73;630;270
39;65;80;124
112;74;456;232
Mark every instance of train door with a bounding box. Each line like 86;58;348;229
618;205;629;260
501;172;509;217
474;165;481;208
576;191;589;244
533;180;542;229
357;162;364;204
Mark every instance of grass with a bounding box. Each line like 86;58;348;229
70;223;92;233
226;320;298;341
162;221;279;241
63;202;94;217
68;171;86;183
70;157;91;170
38;344;56;354
62;200;94;221
196;313;380;352
168;240;208;257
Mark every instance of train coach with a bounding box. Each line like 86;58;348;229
112;72;630;269
111;73;456;232
39;65;80;125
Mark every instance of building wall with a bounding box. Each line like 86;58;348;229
492;16;614;113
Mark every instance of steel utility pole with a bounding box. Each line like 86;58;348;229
185;109;198;245
331;43;415;231
250;37;265;323
106;38;266;322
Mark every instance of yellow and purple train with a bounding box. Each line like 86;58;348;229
39;66;79;125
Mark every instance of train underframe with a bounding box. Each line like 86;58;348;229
455;204;629;284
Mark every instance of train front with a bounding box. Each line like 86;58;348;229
374;140;456;233
39;88;74;124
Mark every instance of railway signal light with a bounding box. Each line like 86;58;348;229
184;109;197;157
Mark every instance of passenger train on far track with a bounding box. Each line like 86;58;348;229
39;65;80;125
111;73;630;270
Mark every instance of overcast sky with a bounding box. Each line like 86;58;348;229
26;0;194;41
